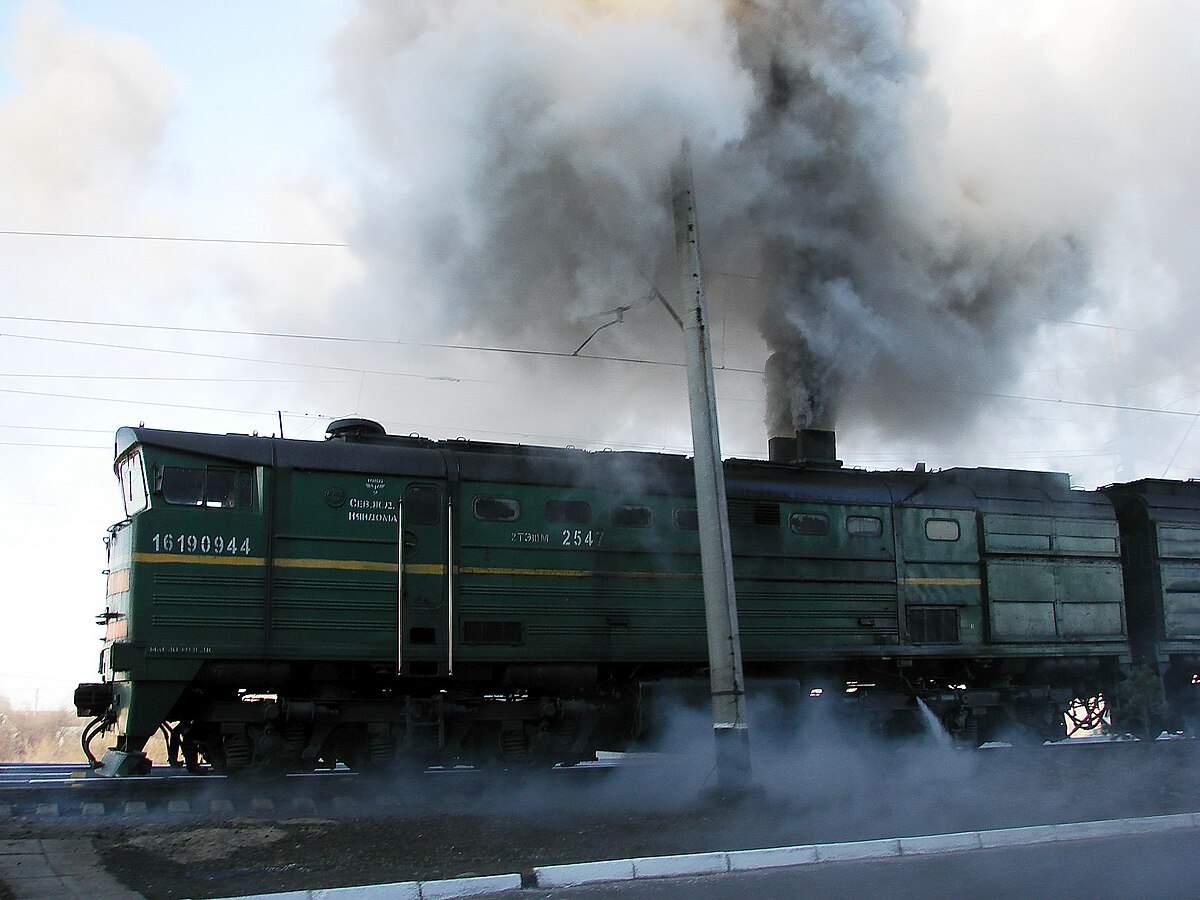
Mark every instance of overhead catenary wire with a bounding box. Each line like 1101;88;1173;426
0;229;346;248
1;315;1189;417
0;372;356;384
0;424;111;435
0;313;761;374
7;329;1194;422
0;386;338;420
0;441;107;449
0;229;1155;337
0;333;494;383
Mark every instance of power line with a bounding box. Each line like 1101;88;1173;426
0;386;334;420
5;314;1193;419
948;388;1200;420
0;333;495;382
5;329;1194;422
0;229;345;248
0;313;762;374
0;441;106;449
0;391;682;453
0;372;354;385
0;424;111;434
0;238;1149;338
0;312;383;343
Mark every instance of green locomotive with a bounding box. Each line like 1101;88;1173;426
75;419;1197;775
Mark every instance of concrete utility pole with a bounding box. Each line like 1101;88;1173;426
670;142;752;787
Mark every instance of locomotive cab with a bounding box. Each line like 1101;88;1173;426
77;429;268;775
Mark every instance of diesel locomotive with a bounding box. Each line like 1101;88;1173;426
75;419;1200;775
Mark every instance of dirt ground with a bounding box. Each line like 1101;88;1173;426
4;741;1199;898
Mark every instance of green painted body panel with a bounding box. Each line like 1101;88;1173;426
1157;525;1200;641
270;467;402;663
456;484;904;662
895;507;984;646
1100;481;1200;665
101;430;1139;740
981;514;1124;643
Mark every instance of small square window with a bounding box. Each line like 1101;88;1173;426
406;485;440;525
612;505;653;528
674;508;699;530
790;513;829;536
473;496;521;522
847;516;883;538
925;518;961;542
546;499;591;524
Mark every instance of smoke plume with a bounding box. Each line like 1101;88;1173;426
335;0;1091;439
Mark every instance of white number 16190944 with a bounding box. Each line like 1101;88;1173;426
151;533;252;555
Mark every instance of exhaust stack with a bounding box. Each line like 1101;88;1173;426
769;428;842;468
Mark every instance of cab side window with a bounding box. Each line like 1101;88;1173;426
160;466;254;509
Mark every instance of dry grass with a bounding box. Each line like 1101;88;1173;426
0;694;167;765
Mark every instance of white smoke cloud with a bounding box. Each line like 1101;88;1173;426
910;0;1200;483
0;0;176;218
335;0;754;347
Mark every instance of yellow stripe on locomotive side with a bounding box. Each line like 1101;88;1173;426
133;553;695;581
456;566;701;580
274;558;397;573
130;555;965;587
131;553;435;574
273;560;450;575
132;552;266;567
404;564;445;575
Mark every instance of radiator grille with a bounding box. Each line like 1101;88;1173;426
462;620;523;645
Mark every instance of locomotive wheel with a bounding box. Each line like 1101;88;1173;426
182;734;205;774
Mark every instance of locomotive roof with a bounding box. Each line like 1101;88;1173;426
116;425;1112;517
1100;478;1200;524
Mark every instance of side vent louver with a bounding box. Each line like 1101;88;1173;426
727;500;781;527
463;620;523;645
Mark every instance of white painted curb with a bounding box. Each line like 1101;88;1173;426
211;872;522;900
204;812;1200;897
532;812;1200;888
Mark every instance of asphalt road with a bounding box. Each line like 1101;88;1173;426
519;829;1200;899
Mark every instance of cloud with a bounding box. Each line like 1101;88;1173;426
334;0;753;344
0;0;176;217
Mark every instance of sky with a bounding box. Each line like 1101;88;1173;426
0;0;1196;710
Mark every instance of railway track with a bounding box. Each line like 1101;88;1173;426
0;758;630;821
2;737;1192;822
